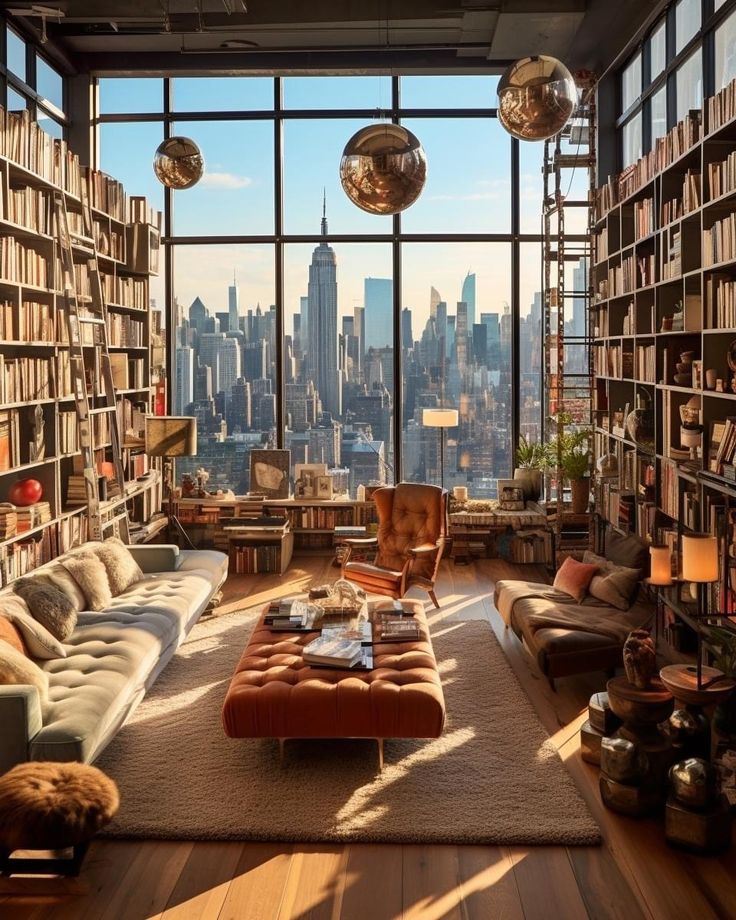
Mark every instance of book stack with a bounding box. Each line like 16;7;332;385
15;501;51;534
709;418;736;475
302;634;365;669
264;597;321;631
0;504;17;540
66;474;89;506
373;613;421;642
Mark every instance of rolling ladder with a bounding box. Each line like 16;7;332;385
542;74;597;555
54;187;130;542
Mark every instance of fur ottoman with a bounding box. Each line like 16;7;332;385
0;761;119;876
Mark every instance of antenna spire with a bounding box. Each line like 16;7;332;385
321;188;328;236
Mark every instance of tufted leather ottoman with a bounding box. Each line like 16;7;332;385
222;600;445;767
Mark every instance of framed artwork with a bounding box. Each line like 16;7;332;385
294;462;327;499
249;449;290;499
315;474;333;501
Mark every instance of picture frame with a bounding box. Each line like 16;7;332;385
249;449;290;499
315;474;333;501
294;462;328;499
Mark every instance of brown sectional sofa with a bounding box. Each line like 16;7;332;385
494;531;654;687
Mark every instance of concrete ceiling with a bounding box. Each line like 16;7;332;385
4;1;663;77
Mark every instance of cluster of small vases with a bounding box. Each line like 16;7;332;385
674;351;694;387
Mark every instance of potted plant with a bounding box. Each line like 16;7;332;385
548;418;592;513
704;627;736;740
514;435;547;502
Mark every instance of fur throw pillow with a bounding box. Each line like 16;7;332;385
13;578;78;642
33;565;87;612
0;615;27;656
0;596;66;659
61;553;112;611
0;640;48;701
86;537;143;596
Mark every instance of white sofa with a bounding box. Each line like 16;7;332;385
0;543;228;774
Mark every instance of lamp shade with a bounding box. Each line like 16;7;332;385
144;416;197;457
681;534;719;583
649;544;673;586
423;408;459;428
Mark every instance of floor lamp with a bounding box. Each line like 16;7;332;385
423;408;458;490
144;416;198;550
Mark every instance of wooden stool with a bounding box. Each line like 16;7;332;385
0;762;119;877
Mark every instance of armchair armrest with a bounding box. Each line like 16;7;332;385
409;542;442;556
126;544;181;573
0;684;42;774
342;537;379;547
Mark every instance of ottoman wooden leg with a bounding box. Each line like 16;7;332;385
377;738;384;772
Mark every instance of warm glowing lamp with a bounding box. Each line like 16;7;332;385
648;545;673;586
423;408;459;490
681;534;719;583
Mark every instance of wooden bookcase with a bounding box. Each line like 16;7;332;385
592;75;736;620
0;105;162;583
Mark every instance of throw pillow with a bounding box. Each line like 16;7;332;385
33;565;87;612
86;537;143;596
0;640;49;701
588;563;641;611
553;555;598;603
606;531;649;574
0;615;28;656
0;596;66;659
13;578;77;643
61;553;112;611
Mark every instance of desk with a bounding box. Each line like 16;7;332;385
448;507;550;564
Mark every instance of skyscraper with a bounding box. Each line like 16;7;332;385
228;271;239;332
307;197;340;417
461;271;476;330
364;277;393;350
401;307;413;349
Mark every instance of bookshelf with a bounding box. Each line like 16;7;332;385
592;74;736;625
0;105;162;584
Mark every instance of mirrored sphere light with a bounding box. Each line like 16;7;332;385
497;55;578;141
339;123;427;215
153;136;205;189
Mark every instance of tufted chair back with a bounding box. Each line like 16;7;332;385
374;483;446;580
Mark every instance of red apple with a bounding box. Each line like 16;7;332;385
9;478;43;507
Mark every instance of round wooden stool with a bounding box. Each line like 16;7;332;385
0;761;119;876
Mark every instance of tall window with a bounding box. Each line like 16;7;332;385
99;74;542;498
4;25;65;136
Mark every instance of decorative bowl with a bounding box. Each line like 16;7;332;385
679;402;700;426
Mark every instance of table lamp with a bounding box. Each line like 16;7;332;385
647;544;673;642
681;533;719;688
423;408;458;490
145;416;197;548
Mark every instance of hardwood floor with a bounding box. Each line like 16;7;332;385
2;557;735;920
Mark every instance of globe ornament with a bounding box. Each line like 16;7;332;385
497;56;577;141
153;136;204;189
339;124;427;215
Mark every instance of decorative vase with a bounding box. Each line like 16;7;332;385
626;393;654;452
569;477;589;513
513;468;542;502
623;629;657;690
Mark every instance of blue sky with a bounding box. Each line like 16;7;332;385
99;75;551;327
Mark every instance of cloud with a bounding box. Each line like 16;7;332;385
199;172;253;189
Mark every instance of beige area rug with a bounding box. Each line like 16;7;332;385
96;610;600;845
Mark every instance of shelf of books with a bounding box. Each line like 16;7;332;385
592;74;736;620
0;105;163;583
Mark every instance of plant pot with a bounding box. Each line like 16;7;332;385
513;468;542;502
569;477;590;513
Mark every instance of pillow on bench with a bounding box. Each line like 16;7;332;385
583;551;640;611
553;556;598;603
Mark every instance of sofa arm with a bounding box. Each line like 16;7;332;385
127;544;181;573
0;685;42;774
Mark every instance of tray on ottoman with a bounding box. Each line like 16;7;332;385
221;599;445;768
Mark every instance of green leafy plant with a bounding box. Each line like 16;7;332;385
515;435;548;469
547;415;592;482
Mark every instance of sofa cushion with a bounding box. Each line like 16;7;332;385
553;556;597;602
62;553;113;611
34;565;87;612
584;552;641;610
606;531;649;574
0;617;27;656
177;549;228;586
13;578;77;642
0;597;67;659
0;641;48;701
86;537;144;596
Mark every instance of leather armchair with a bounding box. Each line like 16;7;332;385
342;483;447;608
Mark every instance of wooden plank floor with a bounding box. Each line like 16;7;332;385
2;556;735;920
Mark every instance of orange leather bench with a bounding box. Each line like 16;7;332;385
221;599;445;766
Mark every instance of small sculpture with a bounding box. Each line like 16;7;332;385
195;467;210;498
623;629;657;690
181;474;195;498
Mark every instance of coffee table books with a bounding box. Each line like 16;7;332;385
303;633;373;670
264;597;322;631
373;613;422;642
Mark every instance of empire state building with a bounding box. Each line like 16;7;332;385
307;196;341;417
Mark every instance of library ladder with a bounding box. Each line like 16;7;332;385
53;187;130;542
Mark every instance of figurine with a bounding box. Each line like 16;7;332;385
195;466;210;497
181;473;195;498
623;628;657;690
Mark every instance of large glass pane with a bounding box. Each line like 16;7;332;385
284;119;392;234
172;76;272;111
622;113;642;168
99;78;163;114
99;122;164;215
37;111;63;139
519;242;543;446
675;0;700;54
622;52;642;113
36;55;63;111
7;87;26;112
284;243;394;498
715;9;736;92
649;20;666;81
675;49;703;122
173;244;275;492
401;118;511;233
172;120;273;236
6;27;25;82
400;75;499;108
401;243;512;497
283;76;391;110
651;85;667;144
519;141;544;234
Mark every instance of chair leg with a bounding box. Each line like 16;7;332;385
428;589;440;609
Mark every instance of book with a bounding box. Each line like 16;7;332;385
302;634;363;668
374;614;422;642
